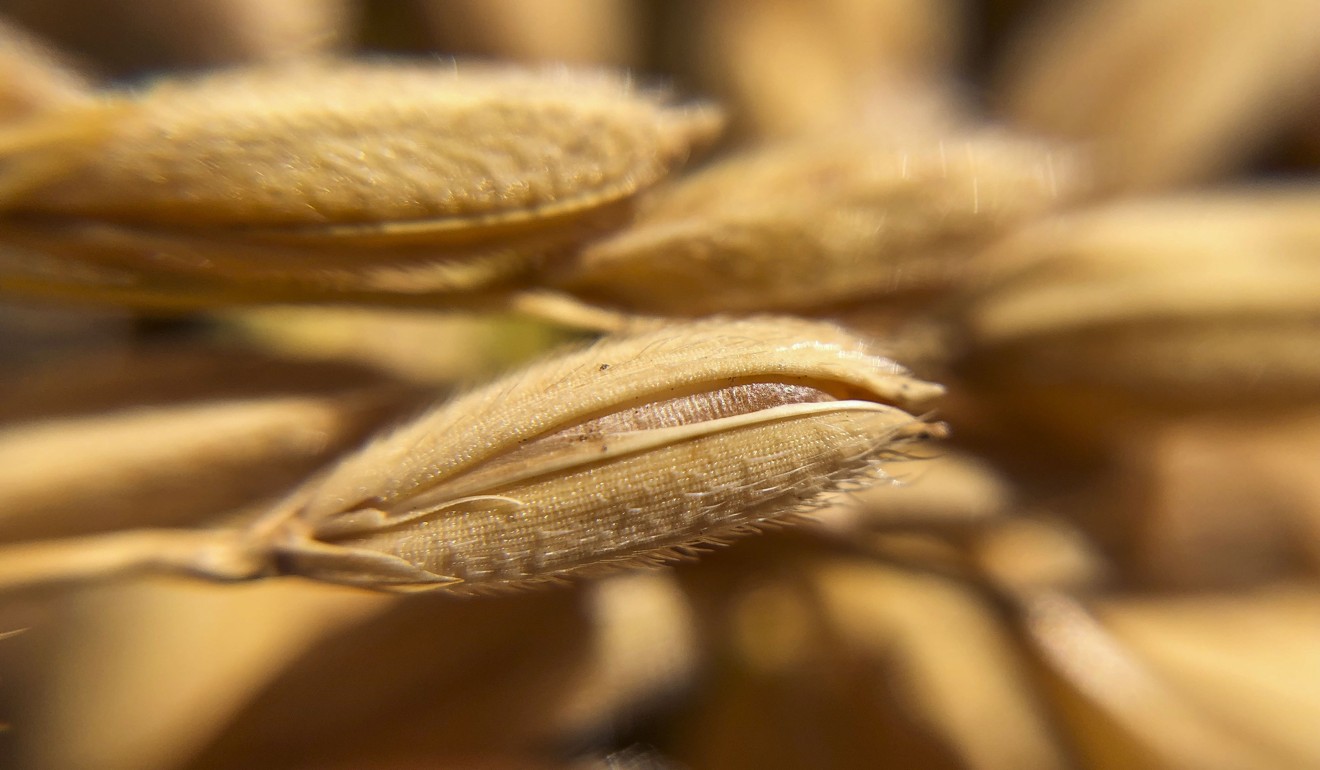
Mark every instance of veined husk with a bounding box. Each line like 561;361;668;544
950;189;1320;443
0;317;943;595
251;316;945;592
1;63;714;228
555;131;1081;316
0;62;719;307
2;5;1317;770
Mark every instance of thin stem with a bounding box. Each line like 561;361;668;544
0;528;268;594
505;289;633;331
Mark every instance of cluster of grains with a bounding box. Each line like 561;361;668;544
1;3;1319;770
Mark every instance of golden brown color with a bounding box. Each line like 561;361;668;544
1;3;1319;770
0;61;719;306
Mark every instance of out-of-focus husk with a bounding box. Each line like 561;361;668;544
557;131;1080;317
1063;411;1320;590
950;190;1320;448
998;0;1320;192
0;340;418;542
0;343;403;423
1;579;385;770
671;538;1070;770
1097;586;1320;769
973;516;1110;595
0;300;131;372
216;307;578;386
683;0;966;139
0;0;353;74
417;0;640;68
0;390;405;543
1018;587;1320;769
180;573;697;770
810;449;1012;534
0;17;91;120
